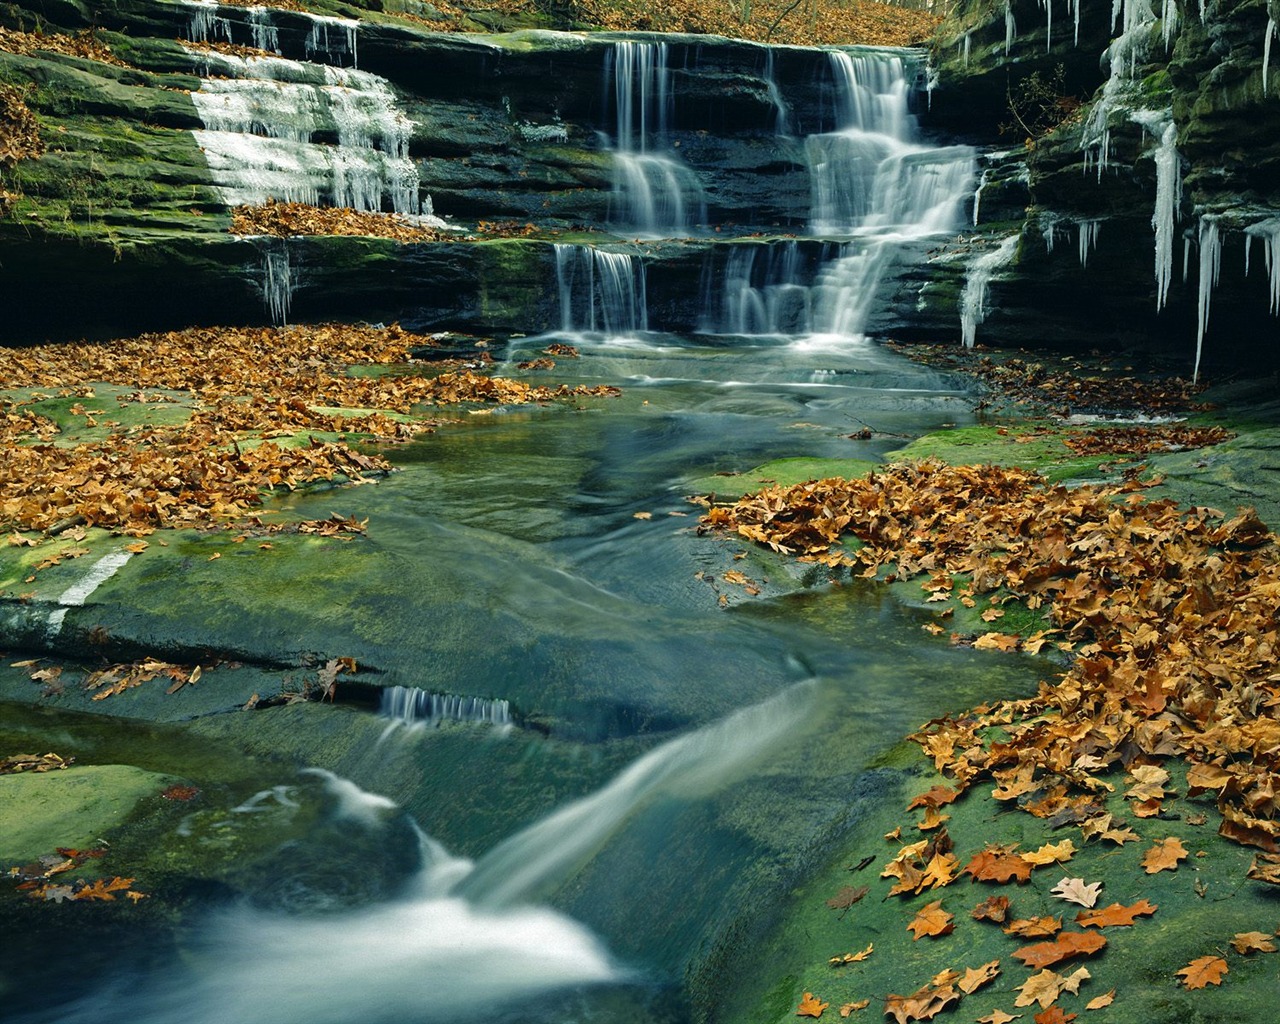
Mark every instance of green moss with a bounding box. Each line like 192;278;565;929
887;424;1110;483
684;457;880;499
0;763;171;861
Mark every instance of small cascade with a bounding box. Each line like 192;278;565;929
1194;215;1221;383
554;244;648;335
805;51;973;236
761;49;792;135
184;0;232;44
261;243;293;325
706;241;819;335
380;685;513;730
188;53;421;214
182;2;357;66
305;15;359;68
604;40;705;235
458;682;813;906
247;8;280;54
960;234;1020;349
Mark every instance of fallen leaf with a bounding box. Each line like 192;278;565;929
1230;931;1278;954
1011;931;1107;970
1084;990;1114;1010
1075;899;1157;928
907;900;955;940
972;894;1011;923
1176;955;1228;989
959;960;1001;994
1033;1008;1076;1024
828;943;874;967
1140;837;1187;874
964;844;1033;884
977;1013;1022;1024
633;511;653;520
826;885;869;911
1050;878;1103;908
1021;840;1076;866
1004;916;1063;938
839;999;870;1017
797;992;829;1018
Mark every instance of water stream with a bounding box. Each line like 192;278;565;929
2;38;1043;1024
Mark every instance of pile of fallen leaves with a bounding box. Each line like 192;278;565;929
0;83;43;168
214;0;306;10
966;355;1209;416
0;25;128;67
7;843;148;905
0;751;72;774
0;323;618;534
700;460;1280;873
1062;424;1234;456
230;200;459;242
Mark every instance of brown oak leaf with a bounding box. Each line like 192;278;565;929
907;900;955;940
796;991;829;1018
1176;955;1228;989
1141;837;1188;874
1075;899;1157;928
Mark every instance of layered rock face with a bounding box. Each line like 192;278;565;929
923;0;1280;374
2;0;1278;375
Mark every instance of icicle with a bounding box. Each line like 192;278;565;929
1265;18;1276;95
1246;218;1280;315
1078;220;1101;268
1245;232;1252;277
1193;216;1221;383
247;7;280;54
1146;118;1182;311
1161;0;1178;49
1072;0;1080;46
1041;0;1053;52
960;234;1020;348
1005;0;1017;55
1183;235;1192;282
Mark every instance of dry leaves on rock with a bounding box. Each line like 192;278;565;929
0;751;72;774
699;458;1280;876
0;324;617;535
1074;899;1157;928
796;991;829;1018
231;200;459;242
1011;931;1107;970
0;26;127;68
0;83;44;168
906;900;954;940
1140;837;1188;874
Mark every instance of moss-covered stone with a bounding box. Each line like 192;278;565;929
0;763;170;861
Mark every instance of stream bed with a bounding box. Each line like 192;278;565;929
0;331;1054;1024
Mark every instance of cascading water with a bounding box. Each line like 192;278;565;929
554;243;649;335
707;49;974;341
605;40;706;236
189;53;421;214
380;684;514;731
36;689;810;1024
182;1;358;65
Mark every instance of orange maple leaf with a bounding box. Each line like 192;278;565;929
964;844;1032;884
907;900;955;940
1003;916;1063;938
1075;899;1157;928
796;992;829;1018
971;894;1011;923
1176;955;1228;989
1032;1007;1076;1024
1140;836;1188;874
1011;931;1107;969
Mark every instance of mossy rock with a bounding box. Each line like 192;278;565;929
0;763;170;861
683;457;880;499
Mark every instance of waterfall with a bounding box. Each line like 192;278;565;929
457;682;813;906
554;244;648;335
380;684;513;729
960;234;1020;348
182;2;357;66
605;41;705;235
188;53;421;214
262;244;293;325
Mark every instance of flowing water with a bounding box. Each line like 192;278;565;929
1;41;1042;1024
